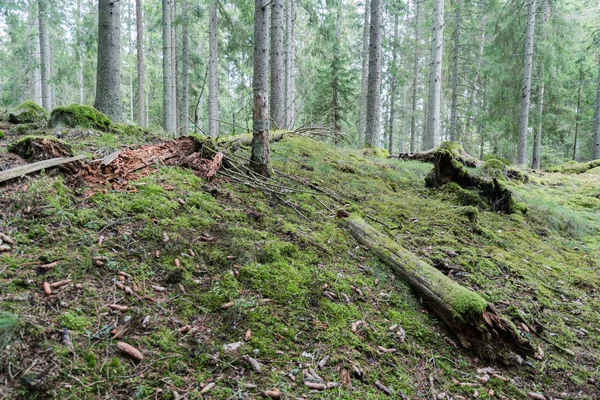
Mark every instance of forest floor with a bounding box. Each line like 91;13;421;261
0;119;599;399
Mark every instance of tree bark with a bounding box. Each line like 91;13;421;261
136;0;145;126
208;0;219;137
409;0;421;152
181;0;189;134
424;0;444;150
388;13;399;154
171;0;178;133
162;0;175;134
270;0;285;129
573;67;583;160
38;0;52;111
345;216;533;357
516;0;537;165
358;0;370;146
449;0;462;142
531;0;549;169
593;56;600;160
95;0;122;121
365;0;382;148
76;0;84;104
251;0;272;177
284;0;296;129
29;3;43;106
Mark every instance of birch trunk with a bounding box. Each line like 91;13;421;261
359;0;370;145
208;0;219;137
424;0;444;150
270;0;285;129
516;0;537;165
365;0;383;148
38;0;52;111
449;0;462;142
284;0;296;129
409;0;421;152
136;0;145;126
95;0;122;121
251;0;272;177
162;0;175;133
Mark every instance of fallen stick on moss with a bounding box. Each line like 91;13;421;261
0;155;86;184
345;216;534;358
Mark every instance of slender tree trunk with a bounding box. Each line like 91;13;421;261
162;0;175;133
592;56;600;160
284;0;296;129
95;0;122;121
76;0;84;104
516;0;537;165
128;0;134;121
573;68;582;160
449;0;462;142
171;0;178;133
251;0;271;176
38;0;52;111
388;13;399;153
270;0;285;129
136;0;145;126
424;0;444;150
409;0;421;152
208;0;219;137
31;4;43;106
531;0;549;169
181;0;189;134
359;0;370;145
365;0;383;147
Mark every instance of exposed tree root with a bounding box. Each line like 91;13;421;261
393;142;482;167
345;216;534;359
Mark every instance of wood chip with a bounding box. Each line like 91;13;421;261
39;261;58;271
244;329;252;341
118;271;132;279
375;380;392;395
116;341;144;361
340;369;352;389
61;328;71;347
188;249;195;257
221;301;235;309
43;282;52;295
200;382;215;394
318;355;329;369
174;258;181;267
378;346;397;353
162;232;170;243
155;250;161;258
0;233;15;245
178;325;193;334
304;381;326;390
262;388;281;398
0;245;12;252
108;304;129;312
152;285;167;292
528;393;546;400
242;354;262;373
49;279;71;289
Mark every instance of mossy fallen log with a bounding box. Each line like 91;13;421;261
546;159;600;174
394;142;482;168
8;136;73;162
346;216;534;358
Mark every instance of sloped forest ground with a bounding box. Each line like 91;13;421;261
0;119;599;400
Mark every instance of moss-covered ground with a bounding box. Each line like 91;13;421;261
0;122;599;399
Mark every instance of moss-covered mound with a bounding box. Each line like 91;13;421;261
8;101;48;124
49;105;111;131
546;159;600;174
7;135;73;162
110;122;151;137
482;153;511;165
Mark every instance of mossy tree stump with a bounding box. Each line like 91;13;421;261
8;101;48;124
49;105;112;131
346;216;534;358
8;136;73;162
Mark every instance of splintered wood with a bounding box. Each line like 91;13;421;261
72;137;223;190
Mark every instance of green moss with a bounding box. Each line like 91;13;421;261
49;104;111;131
482;153;510;165
59;312;93;332
585;166;600;175
110;123;150;136
84;352;97;368
8;101;48;124
0;130;4;139
483;159;507;179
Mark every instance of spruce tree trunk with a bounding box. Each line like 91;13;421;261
517;0;537;165
95;0;122;121
38;0;52;111
136;0;145;126
162;0;175;133
573;70;582;160
251;0;272;177
208;0;219;137
531;0;549;169
270;0;285;129
181;0;189;134
171;0;178;133
365;0;383;148
31;4;43;106
409;0;421;153
284;0;296;129
449;0;462;142
76;0;84;104
593;56;600;160
359;0;370;146
388;13;399;154
424;0;444;150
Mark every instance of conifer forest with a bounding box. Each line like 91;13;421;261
0;0;599;399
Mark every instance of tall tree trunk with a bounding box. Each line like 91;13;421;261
162;0;175;133
359;0;370;145
136;0;145;126
38;0;52;111
31;4;43;106
573;67;583;160
76;0;84;104
388;13;399;153
284;0;296;129
128;0;134;121
95;0;122;121
531;0;549;169
208;0;219;137
409;0;421;152
332;0;342;145
251;0;271;177
181;0;189;134
424;0;444;150
171;0;178;133
449;0;462;142
592;55;600;160
270;0;285;129
365;0;383;148
516;0;537;165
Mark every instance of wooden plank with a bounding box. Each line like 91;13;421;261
0;155;87;184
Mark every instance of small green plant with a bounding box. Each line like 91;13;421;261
0;312;18;350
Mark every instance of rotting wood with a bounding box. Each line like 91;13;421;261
393;142;482;167
0;155;87;184
346;216;534;358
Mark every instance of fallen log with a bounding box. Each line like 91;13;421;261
393;142;482;168
346;216;533;358
0;155;87;184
